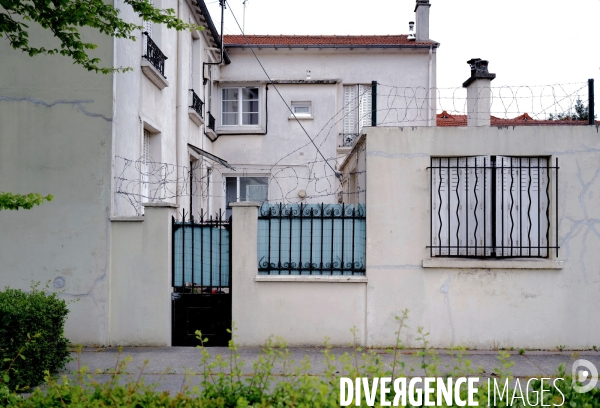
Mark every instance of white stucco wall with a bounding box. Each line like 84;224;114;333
211;47;436;209
113;0;220;218
109;204;176;346
231;202;367;346
0;27;114;345
364;125;600;349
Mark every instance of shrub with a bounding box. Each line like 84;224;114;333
0;285;70;391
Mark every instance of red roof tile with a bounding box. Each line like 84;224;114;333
223;35;435;47
436;111;597;127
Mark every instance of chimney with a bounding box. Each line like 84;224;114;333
462;58;496;127
414;0;430;41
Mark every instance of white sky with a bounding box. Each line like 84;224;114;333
207;0;599;115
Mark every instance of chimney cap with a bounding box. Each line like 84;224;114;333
414;0;430;12
463;58;496;88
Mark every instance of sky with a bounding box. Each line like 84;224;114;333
206;0;599;117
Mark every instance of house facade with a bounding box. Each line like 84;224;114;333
1;0;439;346
0;0;232;345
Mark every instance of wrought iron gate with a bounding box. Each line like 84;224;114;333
172;210;231;346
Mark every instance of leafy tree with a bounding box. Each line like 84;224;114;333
548;98;596;121
0;192;53;211
0;0;200;74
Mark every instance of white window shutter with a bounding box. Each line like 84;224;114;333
141;130;150;202
495;156;548;257
343;85;358;134
431;156;491;256
358;85;372;132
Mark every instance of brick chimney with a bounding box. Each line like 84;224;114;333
462;58;496;127
414;0;430;41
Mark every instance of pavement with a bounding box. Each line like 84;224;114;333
57;347;600;393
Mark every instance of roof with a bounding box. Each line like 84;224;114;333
436;111;598;127
223;35;438;48
194;0;231;64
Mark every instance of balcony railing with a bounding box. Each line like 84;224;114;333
340;133;360;147
143;32;167;78
207;112;216;131
189;89;203;118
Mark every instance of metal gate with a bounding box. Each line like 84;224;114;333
171;210;232;346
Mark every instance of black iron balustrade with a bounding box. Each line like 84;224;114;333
189;89;203;118
143;32;167;78
207;112;216;131
257;203;366;276
341;133;360;147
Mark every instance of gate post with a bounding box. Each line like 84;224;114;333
230;202;260;344
109;201;178;346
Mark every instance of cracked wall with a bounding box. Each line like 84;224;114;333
0;30;114;345
365;125;600;349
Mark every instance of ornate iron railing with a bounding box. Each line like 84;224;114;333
207;112;216;131
258;203;366;276
428;156;559;258
340;133;360;147
189;89;203;118
143;32;167;78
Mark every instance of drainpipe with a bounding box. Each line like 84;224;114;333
175;0;185;214
428;45;433;126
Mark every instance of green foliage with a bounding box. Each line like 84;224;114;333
548;98;596;121
0;192;53;211
0;285;70;391
3;312;600;407
0;0;201;73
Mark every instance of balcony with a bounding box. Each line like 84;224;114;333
141;32;168;89
188;89;204;126
205;112;217;141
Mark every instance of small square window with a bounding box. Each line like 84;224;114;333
290;101;312;119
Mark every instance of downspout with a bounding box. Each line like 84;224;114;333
175;0;184;213
202;0;226;85
428;45;433;126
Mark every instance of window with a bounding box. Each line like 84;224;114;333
430;156;557;258
290;101;312;118
342;85;372;146
221;87;259;126
225;176;268;217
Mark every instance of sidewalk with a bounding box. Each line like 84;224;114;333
59;347;600;393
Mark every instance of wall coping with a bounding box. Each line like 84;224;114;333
255;275;367;283
142;202;179;208
230;201;261;207
422;258;563;270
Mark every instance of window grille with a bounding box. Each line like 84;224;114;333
429;156;559;258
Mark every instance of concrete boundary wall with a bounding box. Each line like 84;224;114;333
364;125;600;349
231;202;368;346
109;203;177;346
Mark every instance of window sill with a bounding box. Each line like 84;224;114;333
141;59;168;90
288;116;313;121
216;126;265;135
255;275;367;283
422;258;563;270
188;109;204;127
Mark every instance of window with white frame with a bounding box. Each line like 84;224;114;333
290;101;312;118
221;87;259;126
430;156;558;258
342;84;372;146
225;176;268;217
